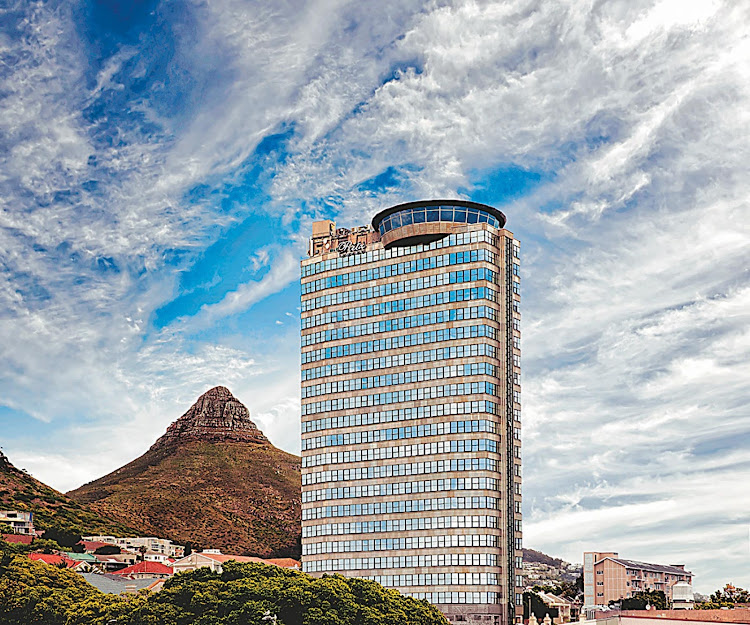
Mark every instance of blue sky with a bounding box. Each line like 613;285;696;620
1;0;749;593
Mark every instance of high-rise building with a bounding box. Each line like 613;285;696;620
300;200;523;625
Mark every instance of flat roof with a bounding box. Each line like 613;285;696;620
371;199;506;230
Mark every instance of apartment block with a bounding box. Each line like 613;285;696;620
300;200;523;625
583;551;693;607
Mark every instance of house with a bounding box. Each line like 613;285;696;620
171;550;267;574
537;591;574;623
113;561;173;580
2;533;33;545
28;553;77;568
78;540;118;553
171;550;301;575
266;558;302;570
92;552;138;572
0;510;34;535
82;535;185;558
80;572;156;594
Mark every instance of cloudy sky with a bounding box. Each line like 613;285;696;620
1;0;748;592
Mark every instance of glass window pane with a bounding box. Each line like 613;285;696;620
454;209;467;222
391;213;401;228
478;211;489;223
400;210;413;226
413;208;426;223
467;209;480;223
426;209;439;222
440;207;453;221
382;216;392;232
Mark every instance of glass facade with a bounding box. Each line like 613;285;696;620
376;204;502;236
301;201;522;625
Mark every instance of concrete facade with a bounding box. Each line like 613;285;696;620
300;200;524;625
0;510;34;534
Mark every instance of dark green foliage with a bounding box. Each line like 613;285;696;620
0;544;448;625
523;591;559;621
43;527;82;549
94;545;121;555
618;590;668;610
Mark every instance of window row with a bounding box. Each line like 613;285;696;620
301;299;498;346
302;399;500;434
302;515;499;538
302;281;498;330
301;381;498;416
302;343;496;381
302;419;497;451
302;438;499;468
302;323;498;364
302;477;500;503
302;265;498;309
301;362;498;398
302;457;499;485
302;496;499;520
369;573;498;588
377;205;502;236
404;591;501;605
301;552;498;572
302;235;498;278
302;534;499;555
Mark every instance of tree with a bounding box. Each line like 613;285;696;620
524;591;559;621
93;545;121;555
0;550;449;625
42;527;82;549
618;590;668;610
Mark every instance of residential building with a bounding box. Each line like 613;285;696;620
171;550;301;575
300;200;524;625
2;533;33;545
536;591;573;623
113;561;173;580
583;552;693;607
82;535;185;558
0;510;34;535
28;553;76;568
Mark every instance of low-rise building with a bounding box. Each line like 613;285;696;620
113;561;173;580
0;510;34;535
537;591;574;623
82;535;185;558
583;552;693;607
171;550;301;575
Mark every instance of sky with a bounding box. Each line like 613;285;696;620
1;0;748;594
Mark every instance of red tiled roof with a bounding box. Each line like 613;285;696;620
2;534;33;545
265;558;301;569
113;561;173;576
29;553;76;568
200;553;266;564
78;540;116;552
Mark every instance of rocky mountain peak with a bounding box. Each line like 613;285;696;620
150;386;268;451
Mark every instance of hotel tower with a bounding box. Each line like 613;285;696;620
300;200;523;625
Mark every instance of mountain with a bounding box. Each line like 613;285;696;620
67;386;301;558
0;449;134;535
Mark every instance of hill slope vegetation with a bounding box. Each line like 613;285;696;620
67;386;301;557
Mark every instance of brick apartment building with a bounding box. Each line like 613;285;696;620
584;552;693;607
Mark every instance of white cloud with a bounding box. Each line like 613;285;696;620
0;0;748;590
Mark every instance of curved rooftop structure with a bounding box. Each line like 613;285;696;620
372;199;506;248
